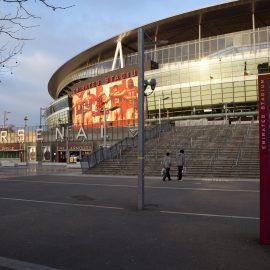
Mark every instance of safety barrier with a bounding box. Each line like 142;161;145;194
80;122;171;173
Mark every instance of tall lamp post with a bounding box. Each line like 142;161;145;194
138;28;145;210
39;107;46;128
137;28;157;210
159;97;170;124
24;116;28;128
3;111;11;128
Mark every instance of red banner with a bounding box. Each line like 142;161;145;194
72;78;138;128
0;143;23;151
258;74;270;244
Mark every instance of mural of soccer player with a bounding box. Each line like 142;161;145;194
72;92;84;127
93;85;109;126
82;90;97;127
109;84;127;125
72;94;78;125
123;78;138;125
28;146;36;161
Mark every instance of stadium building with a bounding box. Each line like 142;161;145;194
47;0;270;130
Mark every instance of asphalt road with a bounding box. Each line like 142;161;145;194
0;167;269;270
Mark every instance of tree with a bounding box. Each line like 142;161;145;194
0;0;74;76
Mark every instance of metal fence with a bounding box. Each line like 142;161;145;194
81;122;171;173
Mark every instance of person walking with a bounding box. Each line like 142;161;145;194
176;149;185;181
162;152;172;181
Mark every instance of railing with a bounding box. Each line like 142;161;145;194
234;122;252;166
81;122;171;173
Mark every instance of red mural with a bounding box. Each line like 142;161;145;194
72;78;138;128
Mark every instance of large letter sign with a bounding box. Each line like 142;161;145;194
258;73;270;245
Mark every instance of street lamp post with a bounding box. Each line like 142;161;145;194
39;107;46;128
159;97;170;124
24;116;28;128
138;28;145;210
137;28;157;210
3;111;11;128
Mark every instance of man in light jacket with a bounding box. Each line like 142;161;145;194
176;149;185;181
162;152;172;181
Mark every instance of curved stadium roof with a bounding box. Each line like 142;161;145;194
48;0;270;99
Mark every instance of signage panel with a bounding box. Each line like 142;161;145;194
258;74;270;244
72;77;138;128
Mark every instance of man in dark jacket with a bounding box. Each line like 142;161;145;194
176;149;185;181
162;152;172;181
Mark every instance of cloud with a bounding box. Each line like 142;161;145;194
0;49;58;127
15;51;62;84
0;0;226;128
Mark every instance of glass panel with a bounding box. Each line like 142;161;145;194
245;80;256;86
191;86;201;104
172;101;182;108
218;37;225;52
182;44;188;61
234;81;244;87
175;45;181;61
212;95;222;103
234;96;245;102
200;64;210;81
242;32;252;47
189;66;200;81
226;36;233;48
210;39;217;54
169;47;175;63
157;49;163;63
163;48;168;64
171;88;180;97
223;97;234;103
203;39;209;57
189;43;196;60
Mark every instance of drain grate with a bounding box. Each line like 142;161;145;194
71;195;94;201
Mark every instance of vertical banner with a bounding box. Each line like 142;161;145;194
258;74;270;245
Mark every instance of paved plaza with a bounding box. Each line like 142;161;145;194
0;164;269;270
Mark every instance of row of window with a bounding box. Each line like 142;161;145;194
46;110;70;129
0;152;20;158
46;96;71;117
147;79;257;110
58;26;270;93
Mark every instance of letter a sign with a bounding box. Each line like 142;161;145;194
258;73;270;245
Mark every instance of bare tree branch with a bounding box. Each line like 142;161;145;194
0;0;74;77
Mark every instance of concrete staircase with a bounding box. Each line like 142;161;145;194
86;123;259;179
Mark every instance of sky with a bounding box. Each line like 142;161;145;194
0;0;227;127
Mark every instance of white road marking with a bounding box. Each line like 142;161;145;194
0;256;61;270
149;186;259;193
0;197;124;210
160;210;259;220
0;179;259;193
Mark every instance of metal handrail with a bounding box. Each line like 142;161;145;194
81;122;171;173
233;122;253;166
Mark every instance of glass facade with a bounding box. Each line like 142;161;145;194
46;96;71;128
54;26;270;123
